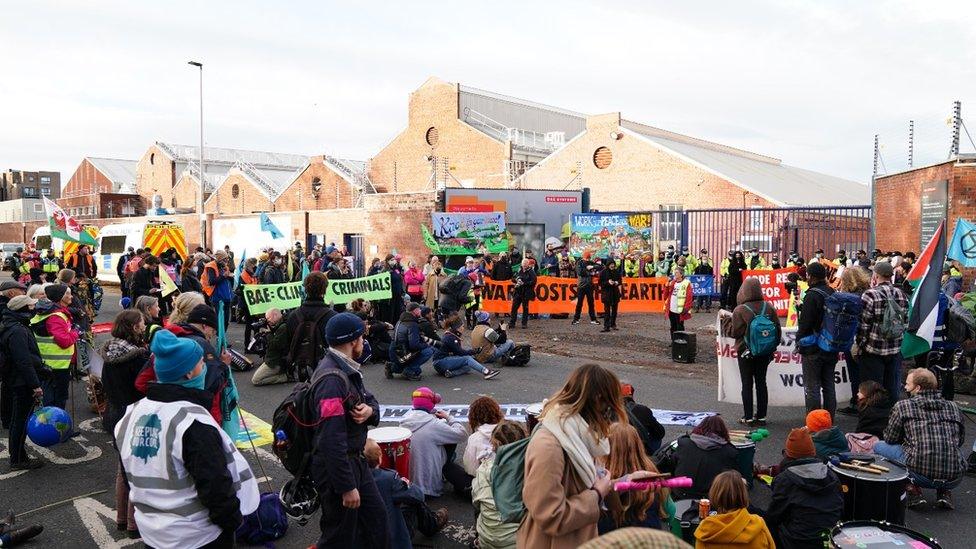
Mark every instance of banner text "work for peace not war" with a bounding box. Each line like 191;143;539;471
480;275;669;314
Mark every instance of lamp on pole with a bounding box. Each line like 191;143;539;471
188;60;206;249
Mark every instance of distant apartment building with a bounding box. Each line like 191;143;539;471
0;199;46;223
0;169;61;201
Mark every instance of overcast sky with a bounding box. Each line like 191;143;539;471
2;1;974;185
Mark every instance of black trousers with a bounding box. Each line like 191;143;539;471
318;456;389;548
738;353;772;420
668;312;684;335
603;297;619;329
8;386;33;464
443;444;472;497
510;296;530;327
574;285;596;321
42;369;69;410
0;379;11;429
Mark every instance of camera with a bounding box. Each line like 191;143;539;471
247;318;272;356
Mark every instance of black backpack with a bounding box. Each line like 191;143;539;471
498;344;531;367
271;367;351;476
286;308;331;382
439;274;472;303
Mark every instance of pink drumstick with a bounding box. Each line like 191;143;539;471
614;476;693;491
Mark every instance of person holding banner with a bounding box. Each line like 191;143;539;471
599;257;622;332
510;258;537;329
572;251;600;326
694;249;714;312
662;266;693;337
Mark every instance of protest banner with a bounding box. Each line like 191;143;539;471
716;313;851;406
785;280;808;327
740;267;797;317
687;274;715;297
241;281;305;315
378;404;713;427
326;271;392;305
569;213;654;259
480;275;668;314
423;212;509;255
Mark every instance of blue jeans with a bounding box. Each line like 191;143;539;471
392;347;434;377
433;356;487;377
487;341;515;363
873;441;964;490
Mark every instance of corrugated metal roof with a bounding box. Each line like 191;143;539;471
458;85;587;147
621;121;869;207
157;142;308;169
86;157;139;193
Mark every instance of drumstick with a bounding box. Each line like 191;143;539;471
855;461;890;472
836;461;881;474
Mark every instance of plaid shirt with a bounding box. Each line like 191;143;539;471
856;283;908;356
883;389;967;480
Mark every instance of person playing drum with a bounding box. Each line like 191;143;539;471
399;387;471;498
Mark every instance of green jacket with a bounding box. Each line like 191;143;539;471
263;320;291;370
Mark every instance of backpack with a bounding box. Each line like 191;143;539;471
845;432;879;455
236;491;288;544
286;308;331;382
439;274;471;303
945;297;976;343
624;400;655;455
498;344;531;367
878;287;907;340
743;302;778;357
812;289;862;353
490;431;535;523
271;367;351;476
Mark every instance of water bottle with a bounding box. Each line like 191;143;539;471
274;430;289;455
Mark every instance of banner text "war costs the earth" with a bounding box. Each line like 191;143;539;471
480;275;669;314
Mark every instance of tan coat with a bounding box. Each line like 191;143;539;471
424;271;445;309
517;427;600;549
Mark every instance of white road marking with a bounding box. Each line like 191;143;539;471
29;435;102;464
0;443;28;480
73;497;141;548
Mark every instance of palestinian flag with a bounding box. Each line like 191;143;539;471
43;196;97;246
901;220;947;358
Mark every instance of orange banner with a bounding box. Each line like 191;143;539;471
480;276;669;314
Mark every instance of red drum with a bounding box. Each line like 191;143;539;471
525;402;544;432
370;427;412;479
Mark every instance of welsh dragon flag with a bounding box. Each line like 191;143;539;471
901;220;947;358
43;196;97;246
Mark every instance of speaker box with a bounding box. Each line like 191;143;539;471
671;331;697;363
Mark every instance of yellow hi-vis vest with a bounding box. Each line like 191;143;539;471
669;279;691;313
31;311;74;370
43;259;59;273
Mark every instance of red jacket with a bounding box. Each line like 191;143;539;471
662;278;694;321
45;306;79;349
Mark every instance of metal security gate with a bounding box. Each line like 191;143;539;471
345;234;365;276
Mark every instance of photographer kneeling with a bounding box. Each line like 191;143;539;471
250;308;291;386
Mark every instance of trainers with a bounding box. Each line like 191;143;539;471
936;490;954;510
905;483;926;507
434;507;449;530
571;320;579;325
611;326;619;331
10;459;44;471
403;373;422;382
738;417;754;426
484;369;500;380
440;369;452;378
590;320;599;325
753;417;767;426
384;361;394;379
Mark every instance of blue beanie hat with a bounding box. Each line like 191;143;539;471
151;330;204;383
325;312;366;346
475;311;490;324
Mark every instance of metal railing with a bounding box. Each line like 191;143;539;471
462;107;564;153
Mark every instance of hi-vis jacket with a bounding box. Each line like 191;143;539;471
115;397;259;549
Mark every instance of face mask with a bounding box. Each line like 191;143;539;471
174;364;207;391
388;260;397;267
816;253;823;259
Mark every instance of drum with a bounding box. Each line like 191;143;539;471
829;520;941;549
525;402;544;432
732;440;756;488
369;427;412;479
827;455;908;525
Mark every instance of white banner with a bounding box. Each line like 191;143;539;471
716;313;853;406
378;404;714;426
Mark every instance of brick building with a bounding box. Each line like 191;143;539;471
59;157;143;219
873;154;976;253
368;77;585;193
0;169;60;201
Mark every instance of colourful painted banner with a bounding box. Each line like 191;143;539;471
234;409;274;449
569;213;654;259
480;275;668;314
326;272;393;305
741;267;797;317
425;212;509;255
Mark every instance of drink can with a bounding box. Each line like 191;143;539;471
698;498;710;519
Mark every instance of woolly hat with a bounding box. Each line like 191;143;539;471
44;284;68;303
785;428;816;459
151;330;204;383
475;311;490;324
411;387;441;412
806;409;833;432
325;312;365;345
7;295;37;311
187;304;219;330
807;262;827;280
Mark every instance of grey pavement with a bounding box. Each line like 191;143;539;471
1;288;972;548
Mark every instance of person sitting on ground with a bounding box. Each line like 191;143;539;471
854;380;891;438
250;309;292;386
432;313;500;380
350;298;395;362
806;409;849;460
462;396;504;477
695;470;774;548
660;415;738;500
471;420;529;549
620;382;665;455
387;302;439;382
400;387;471;497
417;306;440;343
471;311;515;365
364;439;448;549
874;368;967;509
599;423;675;535
765;428;843;549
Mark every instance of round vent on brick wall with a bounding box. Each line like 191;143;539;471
231;184;240;199
426;127;439;147
593;146;613;169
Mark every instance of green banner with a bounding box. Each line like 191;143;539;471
326;272;393;305
242;281;305;315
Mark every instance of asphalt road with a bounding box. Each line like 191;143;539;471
1;288;973;548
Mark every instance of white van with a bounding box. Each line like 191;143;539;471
212;214;293;264
31;226;66;255
96;220;188;284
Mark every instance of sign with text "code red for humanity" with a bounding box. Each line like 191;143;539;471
741;267;796;317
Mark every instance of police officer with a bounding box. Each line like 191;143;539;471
311;312;388;548
42;249;61;283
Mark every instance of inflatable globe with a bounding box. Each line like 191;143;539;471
27;406;73;447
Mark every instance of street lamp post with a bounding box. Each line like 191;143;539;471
188;60;206;249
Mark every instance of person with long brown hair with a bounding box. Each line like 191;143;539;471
695;470;774;548
854;380;891;437
519;364;627;548
599;423;673;534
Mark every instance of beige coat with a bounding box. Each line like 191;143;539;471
517;427;600;549
424;271;445;309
